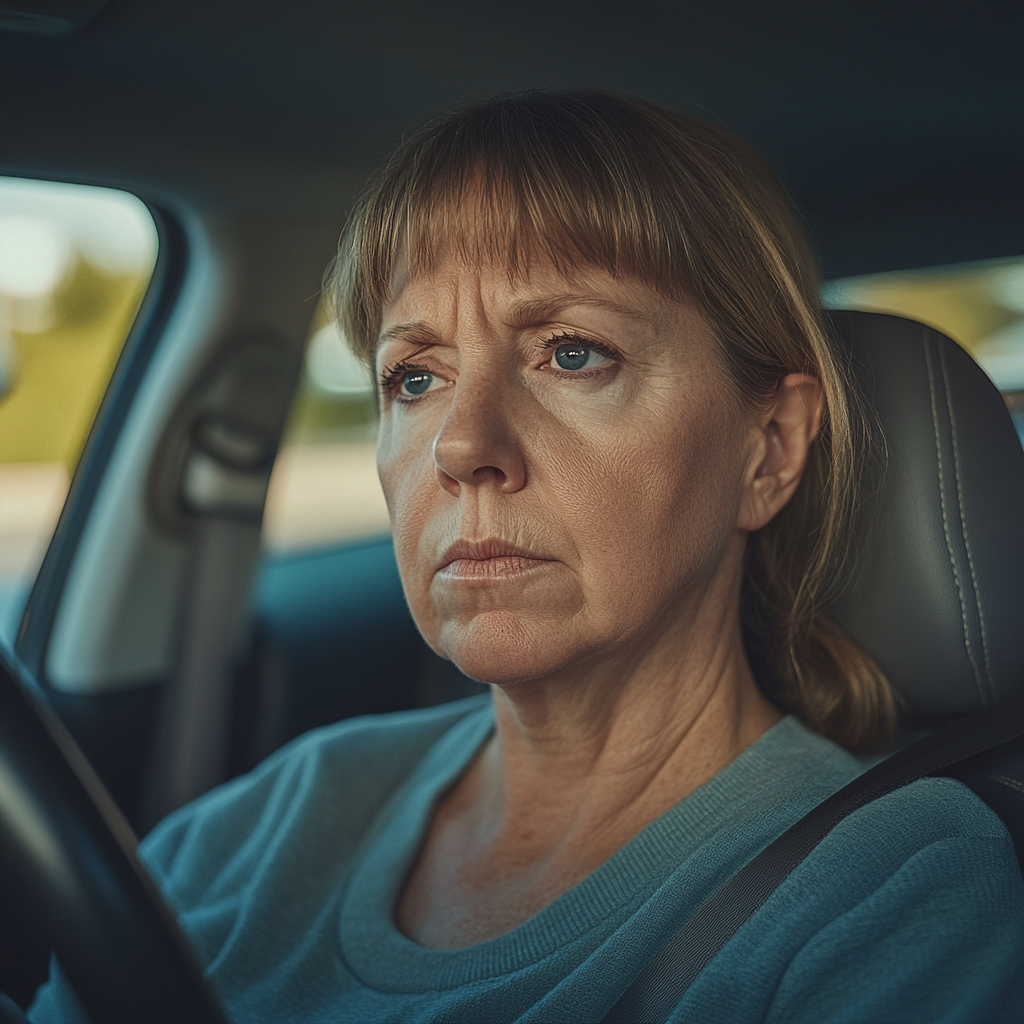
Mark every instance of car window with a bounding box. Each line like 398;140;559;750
0;177;158;645
823;257;1024;445
262;300;390;554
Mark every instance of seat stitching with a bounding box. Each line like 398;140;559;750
925;335;985;703
939;342;995;703
987;773;1024;795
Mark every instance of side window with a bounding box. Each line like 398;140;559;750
823;257;1024;444
0;177;158;644
262;301;390;554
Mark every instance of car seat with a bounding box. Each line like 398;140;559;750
827;309;1024;863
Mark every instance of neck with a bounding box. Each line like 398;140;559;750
469;538;779;862
488;621;774;848
396;534;780;948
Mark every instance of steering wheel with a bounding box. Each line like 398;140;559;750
0;643;227;1024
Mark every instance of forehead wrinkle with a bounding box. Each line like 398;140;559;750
506;293;656;330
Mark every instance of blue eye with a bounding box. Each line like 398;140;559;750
401;371;434;396
379;360;449;401
552;344;610;371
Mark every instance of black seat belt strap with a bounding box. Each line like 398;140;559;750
601;694;1024;1024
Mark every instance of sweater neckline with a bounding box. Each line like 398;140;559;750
338;708;840;993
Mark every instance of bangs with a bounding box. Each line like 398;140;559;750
392;166;680;298
337;92;729;359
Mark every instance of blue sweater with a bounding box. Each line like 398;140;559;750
30;695;1024;1023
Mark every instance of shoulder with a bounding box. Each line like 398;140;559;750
744;724;1023;943
755;719;1015;852
757;779;1024;1022
816;774;1022;917
139;694;491;902
820;774;1017;871
783;773;1024;967
677;763;1024;1022
784;745;1021;907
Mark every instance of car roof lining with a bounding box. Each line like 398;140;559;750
2;0;1023;277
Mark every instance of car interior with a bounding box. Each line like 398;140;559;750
1;1;1023;1020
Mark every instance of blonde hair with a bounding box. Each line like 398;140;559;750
327;90;898;751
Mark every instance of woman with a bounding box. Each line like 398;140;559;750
32;91;1024;1023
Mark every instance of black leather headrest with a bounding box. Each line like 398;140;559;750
826;310;1024;718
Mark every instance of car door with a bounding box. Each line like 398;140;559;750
0;176;346;1004
0;173;161;1005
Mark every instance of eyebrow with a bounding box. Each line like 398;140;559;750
377;322;443;348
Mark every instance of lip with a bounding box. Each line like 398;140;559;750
437;538;554;579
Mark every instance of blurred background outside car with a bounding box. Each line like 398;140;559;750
260;302;387;555
2;173;1024;649
0;177;156;644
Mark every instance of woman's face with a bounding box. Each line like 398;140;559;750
376;255;759;685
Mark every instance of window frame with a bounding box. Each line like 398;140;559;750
14;200;187;679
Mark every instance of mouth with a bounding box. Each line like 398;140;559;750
437;538;554;580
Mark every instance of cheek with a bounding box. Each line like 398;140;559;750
377;398;453;518
376;418;423;519
377;420;446;625
544;391;744;614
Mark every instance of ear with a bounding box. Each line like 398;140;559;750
735;373;823;533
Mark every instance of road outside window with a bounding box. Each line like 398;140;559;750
0;177;157;645
824;257;1024;444
262;302;389;554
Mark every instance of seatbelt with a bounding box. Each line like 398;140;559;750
601;693;1024;1024
139;332;298;832
140;517;261;831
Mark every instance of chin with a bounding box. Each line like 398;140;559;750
435;611;577;685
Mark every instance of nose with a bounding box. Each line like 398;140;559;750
432;373;528;496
